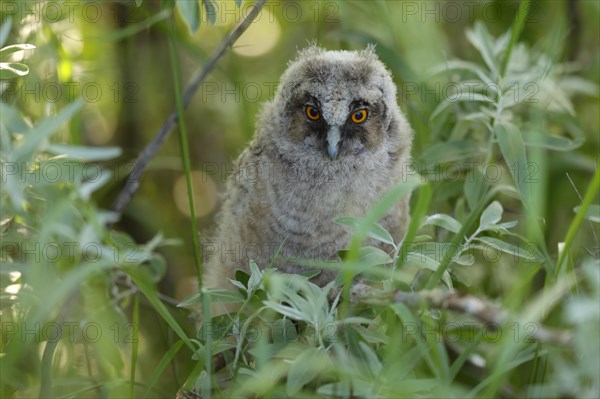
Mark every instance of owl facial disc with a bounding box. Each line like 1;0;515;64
326;126;341;160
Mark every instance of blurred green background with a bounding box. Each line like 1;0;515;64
1;0;598;397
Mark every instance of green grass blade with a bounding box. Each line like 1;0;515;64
142;340;185;398
500;0;531;76
167;21;204;290
554;158;600;279
129;293;140;399
127;269;195;351
397;183;432;269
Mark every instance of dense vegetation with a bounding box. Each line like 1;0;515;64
1;1;598;398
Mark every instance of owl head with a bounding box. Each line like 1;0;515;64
258;45;412;168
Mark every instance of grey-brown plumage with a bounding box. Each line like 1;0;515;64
204;45;413;291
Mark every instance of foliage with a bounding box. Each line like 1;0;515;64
177;15;599;399
0;19;36;80
1;1;598;399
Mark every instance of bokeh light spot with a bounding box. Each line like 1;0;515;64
233;8;280;57
173;171;217;218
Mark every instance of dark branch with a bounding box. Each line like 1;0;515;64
355;287;572;346
110;0;267;218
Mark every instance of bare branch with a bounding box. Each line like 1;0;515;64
110;0;267;218
356;287;572;346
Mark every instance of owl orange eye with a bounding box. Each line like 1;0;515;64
305;105;321;121
351;109;368;124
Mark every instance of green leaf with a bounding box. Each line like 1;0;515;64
177;0;201;32
147;253;168;281
429;60;498;95
235;269;250;288
135;0;143;6
2;172;25;211
474;236;540;260
352;325;388;345
427;59;489;79
0;18;12;48
79;172;112;200
559;76;599;97
143;340;185;398
430;93;494;120
127;268;194;350
522;131;584;151
358;341;383;374
479;201;503;228
262;300;307;321
464;167;487;211
45;144;122;161
286;347;329;396
574;204;600;223
495;121;530;205
11;99;83;163
422;214;462;233
479;220;519;235
0;62;29;79
0;104;30;133
0;43;35;57
202;0;217;25
466;21;499;77
228;278;247;291
357;246;393;269
247;259;262;294
418;140;482;166
335;216;395;245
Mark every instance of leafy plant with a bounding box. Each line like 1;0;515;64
177;17;598;399
1;2;598;399
0;19;35;80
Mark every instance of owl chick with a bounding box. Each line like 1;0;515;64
203;45;413;292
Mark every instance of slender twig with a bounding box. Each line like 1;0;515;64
110;0;267;218
357;288;572;346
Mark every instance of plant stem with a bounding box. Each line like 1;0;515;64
425;192;489;289
129;293;140;399
167;23;204;290
554;158;600;279
500;0;531;77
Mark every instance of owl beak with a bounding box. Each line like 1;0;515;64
326;126;341;160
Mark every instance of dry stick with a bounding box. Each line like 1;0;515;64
358;288;572;346
110;0;267;217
